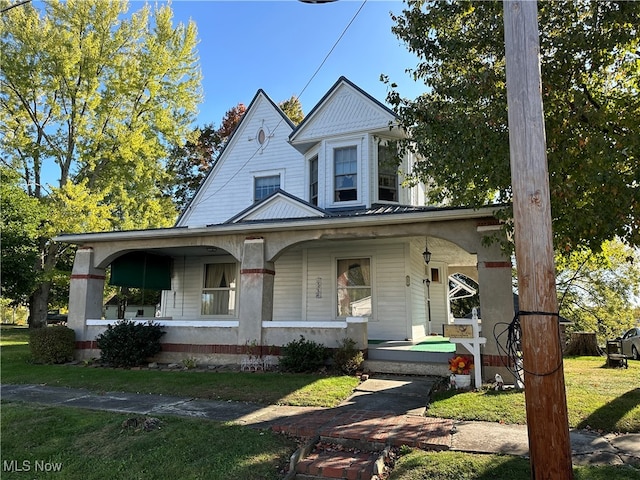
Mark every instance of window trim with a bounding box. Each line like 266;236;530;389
333;145;358;203
252;170;283;202
309;155;319;206
377;141;399;203
201;261;239;317
335;256;372;318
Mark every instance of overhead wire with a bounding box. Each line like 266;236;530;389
182;0;368;218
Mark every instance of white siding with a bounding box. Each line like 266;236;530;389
159;238;446;341
236;195;324;222
302;240;412;340
178;94;301;227
162;255;238;319
305;248;335;321
273;251;303;320
409;238;428;339
293;83;396;142
370;242;409;340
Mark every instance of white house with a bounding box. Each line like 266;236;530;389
57;77;515;379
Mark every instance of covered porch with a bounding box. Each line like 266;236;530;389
57;205;515;383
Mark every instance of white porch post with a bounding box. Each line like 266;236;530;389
238;238;274;347
68;247;106;342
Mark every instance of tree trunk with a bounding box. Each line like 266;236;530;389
29;281;51;329
29;240;59;329
565;332;600;356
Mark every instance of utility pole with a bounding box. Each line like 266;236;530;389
502;2;574;479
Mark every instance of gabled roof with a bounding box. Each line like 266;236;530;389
175;89;295;226
225;189;328;224
289;76;400;153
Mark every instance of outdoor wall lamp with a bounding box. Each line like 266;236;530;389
422;248;432;265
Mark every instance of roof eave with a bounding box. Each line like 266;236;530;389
54;205;504;245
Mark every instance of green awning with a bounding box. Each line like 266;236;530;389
109;252;172;290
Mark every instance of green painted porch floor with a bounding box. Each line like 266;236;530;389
409;336;456;353
368;336;456;353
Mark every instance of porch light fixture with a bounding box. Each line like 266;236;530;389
422;248;432;265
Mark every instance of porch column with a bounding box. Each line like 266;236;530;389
68;247;106;342
476;231;515;384
238;238;275;347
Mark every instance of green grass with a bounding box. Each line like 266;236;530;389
0;326;359;407
0;402;296;480
389;450;640;480
3;325;640;480
427;356;640;433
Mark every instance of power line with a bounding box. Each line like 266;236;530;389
183;0;368;220
1;0;31;14
295;0;368;104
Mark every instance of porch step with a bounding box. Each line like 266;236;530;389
364;360;450;377
366;346;451;364
294;447;386;480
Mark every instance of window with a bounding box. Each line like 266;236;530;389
334;146;357;202
378;143;398;202
257;128;266;145
337;258;371;317
309;156;318;206
202;263;237;315
430;267;440;283
254;175;280;202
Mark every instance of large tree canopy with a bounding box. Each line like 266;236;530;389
556;240;640;343
387;0;639;253
0;0;202;326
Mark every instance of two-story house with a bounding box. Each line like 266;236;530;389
58;77;514;379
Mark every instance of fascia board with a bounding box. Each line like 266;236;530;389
54;206;503;245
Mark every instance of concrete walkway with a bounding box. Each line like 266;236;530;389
2;377;640;472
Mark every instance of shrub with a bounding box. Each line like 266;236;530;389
333;338;364;375
279;335;327;373
29;326;75;364
96;320;166;367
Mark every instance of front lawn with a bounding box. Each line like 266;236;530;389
0;402;295;480
0;326;359;407
427;356;640;433
388;450;640;480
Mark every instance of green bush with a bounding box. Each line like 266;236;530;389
279;335;327;373
96;320;165;367
29;326;75;364
332;338;364;375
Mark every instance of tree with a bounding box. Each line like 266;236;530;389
218;103;247;139
279;95;304;125
0;0;202;327
556;240;640;344
386;0;639;253
0;167;43;305
166;103;248;207
166;124;223;208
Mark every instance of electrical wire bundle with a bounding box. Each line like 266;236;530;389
493;313;524;387
494;310;565;388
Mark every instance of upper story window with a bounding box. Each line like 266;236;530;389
309;155;318;206
378;143;398;202
334;146;357;202
254;175;280;202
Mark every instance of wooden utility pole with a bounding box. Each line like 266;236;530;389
502;2;574;479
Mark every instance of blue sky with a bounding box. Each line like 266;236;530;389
154;0;426;127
